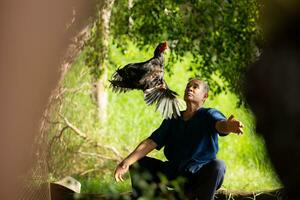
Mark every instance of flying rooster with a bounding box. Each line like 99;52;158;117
109;42;181;119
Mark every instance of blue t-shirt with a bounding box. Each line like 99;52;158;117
149;107;227;174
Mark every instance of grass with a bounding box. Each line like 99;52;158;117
49;40;282;194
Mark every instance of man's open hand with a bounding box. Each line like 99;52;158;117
114;161;129;182
226;115;244;135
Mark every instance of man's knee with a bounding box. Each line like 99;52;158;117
137;156;150;166
129;156;160;176
129;156;151;172
209;160;226;174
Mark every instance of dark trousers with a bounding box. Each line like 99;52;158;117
129;156;225;200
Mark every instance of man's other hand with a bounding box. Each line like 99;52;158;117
226;115;244;135
114;161;129;182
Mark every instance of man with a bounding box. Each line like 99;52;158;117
114;78;244;200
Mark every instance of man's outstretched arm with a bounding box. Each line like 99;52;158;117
215;115;244;135
114;138;157;182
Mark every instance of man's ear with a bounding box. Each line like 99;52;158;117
204;92;208;99
202;92;208;103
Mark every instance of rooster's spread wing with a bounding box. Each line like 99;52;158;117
144;81;181;119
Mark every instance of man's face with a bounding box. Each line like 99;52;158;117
184;79;208;104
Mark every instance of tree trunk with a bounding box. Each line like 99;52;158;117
96;0;115;123
96;68;108;123
128;0;133;30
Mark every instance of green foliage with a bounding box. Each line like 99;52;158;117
111;0;262;101
84;7;106;80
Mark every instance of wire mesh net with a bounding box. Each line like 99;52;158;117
17;144;50;200
16;97;56;200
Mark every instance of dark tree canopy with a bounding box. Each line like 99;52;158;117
111;0;262;102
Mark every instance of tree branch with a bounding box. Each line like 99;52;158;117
59;113;87;139
77;151;120;162
55;113;122;160
94;143;121;159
